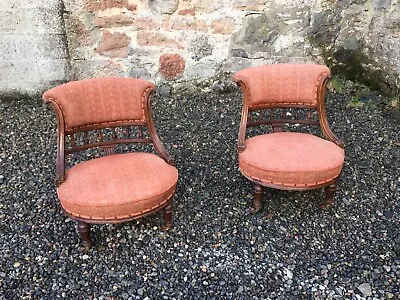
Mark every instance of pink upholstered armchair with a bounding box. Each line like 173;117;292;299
43;77;178;247
233;64;345;213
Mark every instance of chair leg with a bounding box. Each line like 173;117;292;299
163;202;173;230
77;221;92;248
250;184;264;214
321;183;337;210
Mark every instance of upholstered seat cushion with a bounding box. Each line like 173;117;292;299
239;132;344;187
57;153;178;220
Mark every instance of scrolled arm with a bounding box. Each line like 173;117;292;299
318;77;344;148
233;78;250;153
145;90;176;165
42;98;67;186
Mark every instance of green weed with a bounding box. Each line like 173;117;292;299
346;96;377;109
327;75;345;93
387;95;399;110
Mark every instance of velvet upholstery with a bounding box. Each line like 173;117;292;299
43;77;155;131
57;153;178;220
239;132;344;187
232;64;330;108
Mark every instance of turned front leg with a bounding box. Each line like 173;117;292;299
164;202;173;230
77;221;92;248
321;183;337;210
250;184;264;214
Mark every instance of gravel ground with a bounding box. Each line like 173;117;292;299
0;88;399;299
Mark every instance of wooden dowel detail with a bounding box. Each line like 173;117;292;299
84;131;89;144
70;134;76;147
138;126;143;138
98;130;103;142
125;127;131;139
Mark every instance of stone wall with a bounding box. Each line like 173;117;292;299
63;0;400;93
1;0;399;97
0;0;70;98
309;0;400;93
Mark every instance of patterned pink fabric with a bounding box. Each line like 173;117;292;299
232;64;330;107
239;132;344;187
43;77;155;130
57;153;178;220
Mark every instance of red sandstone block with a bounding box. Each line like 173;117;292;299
133;17;161;30
159;53;185;80
137;31;184;49
178;8;196;16
96;30;131;58
211;18;235;34
84;0;136;12
94;15;133;28
127;3;137;12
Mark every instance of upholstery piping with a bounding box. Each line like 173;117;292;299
239;168;340;187
61;191;175;220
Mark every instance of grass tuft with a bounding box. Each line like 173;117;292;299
327;75;345;93
346;96;377;109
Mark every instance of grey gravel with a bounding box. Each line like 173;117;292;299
0;89;399;299
357;283;372;297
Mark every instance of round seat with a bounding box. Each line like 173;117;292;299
239;132;344;188
57;153;178;220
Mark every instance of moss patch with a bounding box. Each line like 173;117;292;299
328;47;390;93
308;9;394;95
327;75;346;93
346;96;377;109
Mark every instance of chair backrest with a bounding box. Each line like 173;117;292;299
233;64;330;109
233;64;343;151
43;77;154;132
43;77;174;185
